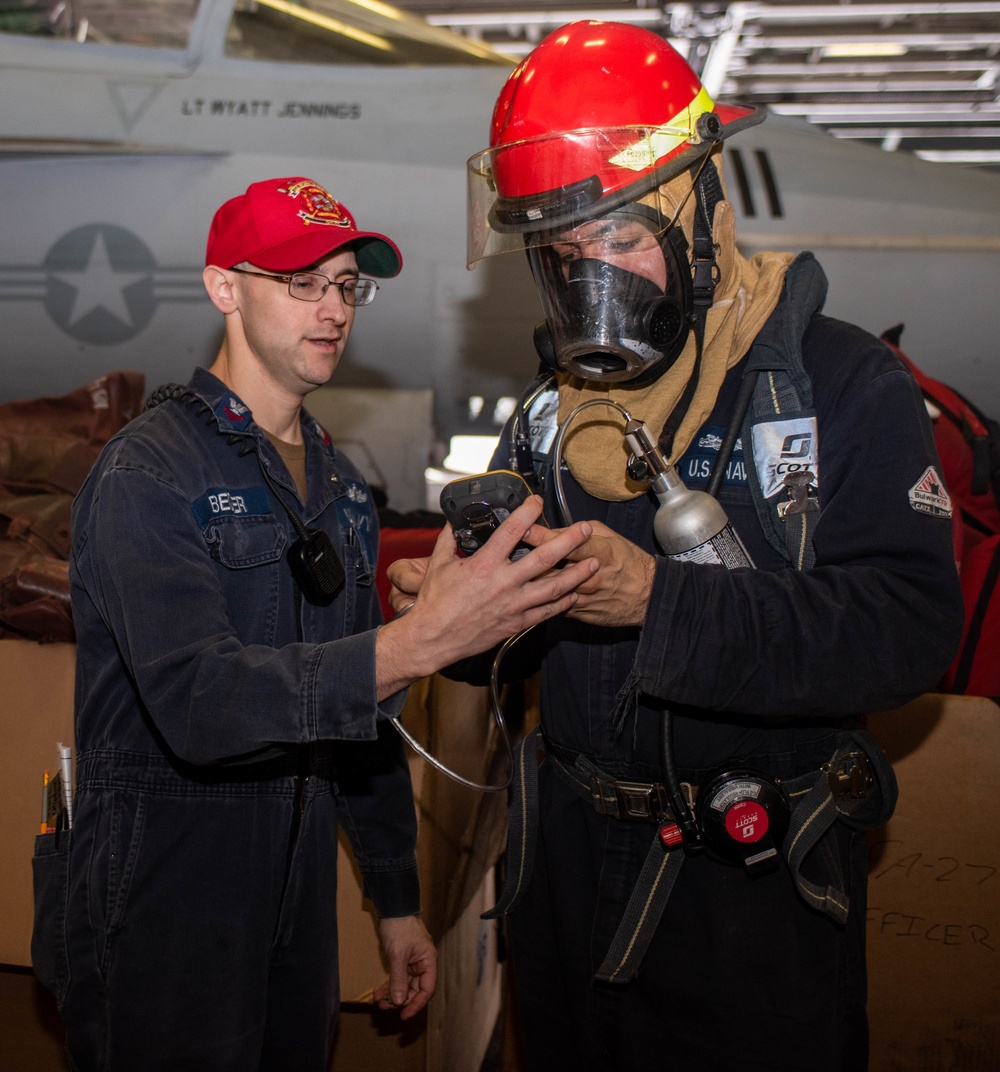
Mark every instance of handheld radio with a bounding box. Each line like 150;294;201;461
440;469;535;558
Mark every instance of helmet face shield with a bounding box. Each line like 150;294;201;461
467;124;710;268
527;205;693;384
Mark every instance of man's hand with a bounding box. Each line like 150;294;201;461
385;496;564;615
373;915;437;1021
377;496;598;696
386;553;428;615
521;518;656;628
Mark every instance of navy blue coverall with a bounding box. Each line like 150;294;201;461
485;256;964;1071
34;368;418;1072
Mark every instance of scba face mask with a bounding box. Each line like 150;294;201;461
528;206;693;384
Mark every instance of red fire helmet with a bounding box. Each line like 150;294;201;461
467;20;763;266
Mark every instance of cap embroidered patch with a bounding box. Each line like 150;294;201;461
908;465;952;518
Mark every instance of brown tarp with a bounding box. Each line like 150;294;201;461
0;371;145;642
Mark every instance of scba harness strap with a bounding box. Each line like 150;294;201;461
485;725;896;985
739;252;826;568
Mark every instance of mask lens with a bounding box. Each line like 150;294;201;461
545;218;665;277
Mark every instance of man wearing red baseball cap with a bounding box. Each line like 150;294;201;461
205;175;403;278
43;176;599;1071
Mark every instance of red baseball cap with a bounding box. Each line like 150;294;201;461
205;176;402;277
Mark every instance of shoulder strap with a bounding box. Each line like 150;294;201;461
739;253;824;568
657;159;725;458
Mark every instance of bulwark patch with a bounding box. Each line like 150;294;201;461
908;466;953;518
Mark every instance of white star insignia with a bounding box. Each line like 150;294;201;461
52;230;148;327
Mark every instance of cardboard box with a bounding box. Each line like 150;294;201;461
866;693;1000;1072
332;875;502;1072
0;640;505;1071
331;673;507;1071
0;640;75;966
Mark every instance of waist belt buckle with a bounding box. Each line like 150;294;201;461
612;780;666;822
823;750;872;800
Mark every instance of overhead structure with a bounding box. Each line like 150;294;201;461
420;1;1000;169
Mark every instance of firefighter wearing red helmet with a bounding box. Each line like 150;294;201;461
468;19;763;390
393;19;963;1072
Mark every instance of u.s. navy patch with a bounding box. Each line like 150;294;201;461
908;466;953;518
676;425;749;487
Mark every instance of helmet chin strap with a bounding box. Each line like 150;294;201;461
656;158;725;460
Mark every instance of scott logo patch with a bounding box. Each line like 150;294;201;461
752;417;819;499
908;466;953;518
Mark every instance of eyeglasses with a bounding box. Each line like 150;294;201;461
230;267;379;306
